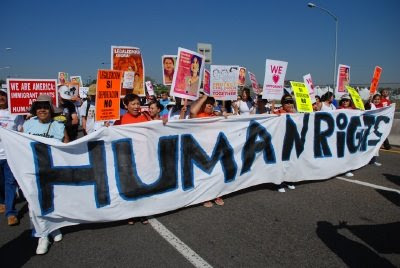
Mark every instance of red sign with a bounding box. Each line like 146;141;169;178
7;79;58;115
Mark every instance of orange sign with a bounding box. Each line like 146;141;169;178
95;70;122;122
369;66;382;95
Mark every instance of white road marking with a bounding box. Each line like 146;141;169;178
149;218;213;268
336;176;400;194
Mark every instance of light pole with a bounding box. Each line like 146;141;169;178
308;3;338;91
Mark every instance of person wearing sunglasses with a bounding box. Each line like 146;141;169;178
21;94;69;255
338;94;354;109
272;94;296;192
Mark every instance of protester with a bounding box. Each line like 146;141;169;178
338;94;353;109
115;93;151;224
190;94;224;207
159;92;170;118
80;84;106;135
0;88;24;226
255;95;270;114
22;94;68;255
58;85;79;141
320;92;336;111
272;94;296;192
380;89;392;150
114;94;151;125
365;94;383;167
168;98;190;120
233;87;255;115
148;101;163;120
312;95;322;111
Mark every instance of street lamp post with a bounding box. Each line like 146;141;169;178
308;3;338;91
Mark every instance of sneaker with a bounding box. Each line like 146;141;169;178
0;204;5;213
287;184;295;190
36;237;50;255
278;187;286;193
51;229;63;242
374;162;382;167
7;215;19;226
345;172;354;177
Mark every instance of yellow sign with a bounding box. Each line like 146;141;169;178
346;86;365;110
290;81;313;113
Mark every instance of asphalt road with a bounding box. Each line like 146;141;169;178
1;148;399;267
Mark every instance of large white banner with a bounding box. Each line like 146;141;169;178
262;59;288;100
0;105;395;236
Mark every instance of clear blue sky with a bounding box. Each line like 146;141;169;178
1;0;399;86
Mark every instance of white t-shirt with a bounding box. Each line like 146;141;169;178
80;100;104;134
320;103;336;111
237;100;255;116
0;109;24;159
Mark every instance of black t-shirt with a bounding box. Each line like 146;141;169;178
60;100;78;140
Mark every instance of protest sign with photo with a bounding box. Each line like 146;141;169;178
346;85;365;110
248;71;261;95
7;78;58;115
95;70;122;121
369;66;383;95
336;64;350;97
203;69;210;95
262;59;288;100
162;55;177;86
70;76;83;87
290;81;313;113
145;81;155;96
1;105;394;236
238;67;246;87
170;47;204;101
112;46;145;96
122;71;135;89
79;87;89;99
210;65;239;101
58;72;68;85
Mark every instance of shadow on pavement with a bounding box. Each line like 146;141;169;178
376;189;400;207
0;229;36;267
316;221;396;267
382;173;400;187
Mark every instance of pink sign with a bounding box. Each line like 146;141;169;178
203;69;210;95
262;59;288;100
170;47;204;101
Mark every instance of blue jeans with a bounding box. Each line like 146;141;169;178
0;159;17;217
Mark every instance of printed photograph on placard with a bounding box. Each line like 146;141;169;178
58;72;68;85
210;65;239;101
238;67;246;87
336;64;350;96
170;48;204;101
203;69;210;95
162;55;177;85
112;46;145;96
70;76;83;87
